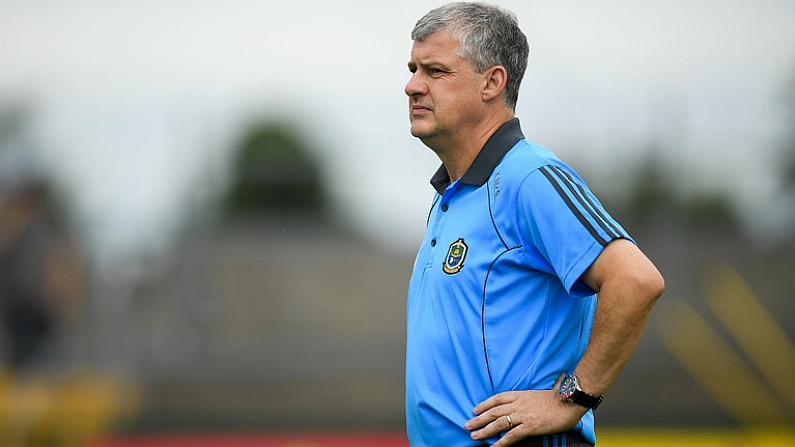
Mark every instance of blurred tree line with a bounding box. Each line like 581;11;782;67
598;151;741;237
221;120;326;219
593;71;795;241
4;77;795;249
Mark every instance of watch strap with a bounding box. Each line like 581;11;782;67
570;389;603;410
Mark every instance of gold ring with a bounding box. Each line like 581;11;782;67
506;414;513;428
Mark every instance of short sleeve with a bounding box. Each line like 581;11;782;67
517;164;632;296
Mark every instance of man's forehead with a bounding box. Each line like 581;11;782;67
409;32;462;63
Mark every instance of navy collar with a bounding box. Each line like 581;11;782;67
430;118;525;195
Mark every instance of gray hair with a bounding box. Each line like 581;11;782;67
411;2;529;109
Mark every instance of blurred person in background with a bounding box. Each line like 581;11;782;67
0;167;84;371
403;3;665;447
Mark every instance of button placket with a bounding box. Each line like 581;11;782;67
429;182;458;250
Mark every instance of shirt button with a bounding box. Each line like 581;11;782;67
441;204;449;212
431;239;437;247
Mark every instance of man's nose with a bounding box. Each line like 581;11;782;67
405;73;426;97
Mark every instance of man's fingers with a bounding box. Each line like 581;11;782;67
472;391;519;414
465;408;503;430
469;414;516;441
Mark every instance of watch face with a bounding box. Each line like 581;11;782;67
559;374;577;400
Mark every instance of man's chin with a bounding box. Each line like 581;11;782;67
410;125;435;140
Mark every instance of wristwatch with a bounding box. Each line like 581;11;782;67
558;373;603;410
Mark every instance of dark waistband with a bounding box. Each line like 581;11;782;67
481;430;592;447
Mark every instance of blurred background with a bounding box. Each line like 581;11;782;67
1;1;794;446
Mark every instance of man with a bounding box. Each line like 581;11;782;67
404;3;665;447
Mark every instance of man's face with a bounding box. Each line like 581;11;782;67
405;31;485;146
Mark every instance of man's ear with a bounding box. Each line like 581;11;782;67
482;65;508;103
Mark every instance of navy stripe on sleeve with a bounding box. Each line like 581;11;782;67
547;166;627;240
540;166;608;247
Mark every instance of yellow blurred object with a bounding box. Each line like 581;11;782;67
0;368;142;447
597;427;795;447
659;262;795;427
659;301;789;425
704;264;795;413
0;371;52;447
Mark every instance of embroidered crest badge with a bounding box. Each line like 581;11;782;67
443;238;468;275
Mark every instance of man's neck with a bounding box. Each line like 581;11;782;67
429;110;515;182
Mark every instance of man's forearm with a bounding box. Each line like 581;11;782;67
576;240;665;396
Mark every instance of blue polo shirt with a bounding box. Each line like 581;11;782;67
405;119;630;447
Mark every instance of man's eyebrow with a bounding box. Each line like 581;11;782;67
408;60;451;71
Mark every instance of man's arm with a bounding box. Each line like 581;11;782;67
573;238;665;397
465;239;664;447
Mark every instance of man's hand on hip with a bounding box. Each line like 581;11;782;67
464;377;588;447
